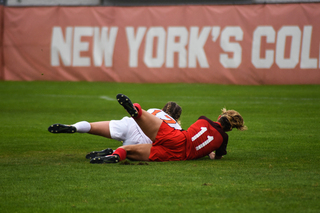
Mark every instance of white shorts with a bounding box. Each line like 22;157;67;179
109;117;152;145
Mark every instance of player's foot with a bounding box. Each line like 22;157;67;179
116;94;141;118
85;148;114;159
90;155;120;164
48;124;76;133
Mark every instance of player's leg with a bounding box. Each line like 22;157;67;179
117;94;162;142
86;120;130;159
48;121;91;134
48;123;77;133
123;144;152;161
48;121;114;159
88;121;111;138
90;144;152;163
49;120;112;137
85;148;114;159
134;110;162;142
71;121;114;159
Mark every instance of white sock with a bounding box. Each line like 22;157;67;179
73;121;91;133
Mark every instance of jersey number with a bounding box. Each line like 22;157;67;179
151;109;176;124
192;127;214;151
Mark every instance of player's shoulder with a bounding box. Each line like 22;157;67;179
195;116;221;129
147;108;161;114
197;116;216;124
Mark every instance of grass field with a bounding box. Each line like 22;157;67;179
0;81;319;213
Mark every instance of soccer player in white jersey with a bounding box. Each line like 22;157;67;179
48;102;182;158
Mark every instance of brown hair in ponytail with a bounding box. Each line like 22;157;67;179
162;102;182;122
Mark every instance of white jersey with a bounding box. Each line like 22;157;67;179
109;108;181;145
147;108;182;130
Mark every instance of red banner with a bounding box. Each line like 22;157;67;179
0;5;3;80
2;4;320;84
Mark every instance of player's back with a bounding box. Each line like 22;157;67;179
184;116;228;160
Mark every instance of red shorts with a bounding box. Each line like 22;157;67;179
149;122;187;161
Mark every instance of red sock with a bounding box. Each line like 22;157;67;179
112;148;127;161
133;103;142;119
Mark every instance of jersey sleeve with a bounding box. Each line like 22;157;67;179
215;140;228;156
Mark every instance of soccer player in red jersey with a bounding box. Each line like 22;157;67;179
90;94;247;163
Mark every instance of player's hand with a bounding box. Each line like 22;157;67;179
209;152;215;160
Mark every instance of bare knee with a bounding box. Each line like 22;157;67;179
89;121;111;138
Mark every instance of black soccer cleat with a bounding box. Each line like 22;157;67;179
48;123;76;133
90;155;120;164
85;148;114;159
116;94;139;118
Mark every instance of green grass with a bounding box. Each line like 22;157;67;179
0;81;319;213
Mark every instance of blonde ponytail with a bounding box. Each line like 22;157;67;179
218;108;247;131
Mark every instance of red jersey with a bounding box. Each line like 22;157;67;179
183;116;228;160
149;116;228;161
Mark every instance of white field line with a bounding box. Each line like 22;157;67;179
99;96;114;101
37;94;115;101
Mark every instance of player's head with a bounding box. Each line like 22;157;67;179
218;108;247;132
162;101;182;121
